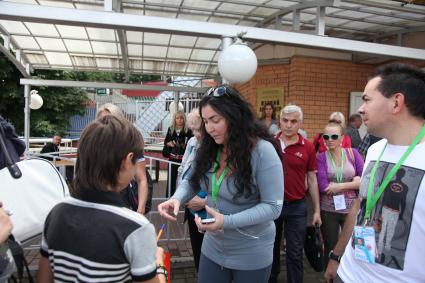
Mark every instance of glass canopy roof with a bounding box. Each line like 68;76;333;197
1;0;424;79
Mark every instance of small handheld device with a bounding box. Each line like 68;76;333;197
201;218;216;224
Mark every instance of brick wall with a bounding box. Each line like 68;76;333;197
236;56;373;140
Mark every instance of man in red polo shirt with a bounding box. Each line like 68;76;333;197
269;104;322;283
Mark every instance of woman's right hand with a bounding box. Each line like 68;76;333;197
158;199;181;221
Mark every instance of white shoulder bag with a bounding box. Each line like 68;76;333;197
0;128;69;243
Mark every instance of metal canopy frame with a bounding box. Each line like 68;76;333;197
1;0;425;151
20;78;209;93
1;0;425;79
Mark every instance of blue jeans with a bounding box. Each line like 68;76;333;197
270;200;307;283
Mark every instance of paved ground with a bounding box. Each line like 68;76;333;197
18;169;326;282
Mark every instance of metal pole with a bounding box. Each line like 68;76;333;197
24;84;30;155
135;100;139;122
174;91;179;113
221;36;233;85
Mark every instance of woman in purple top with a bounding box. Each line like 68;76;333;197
316;122;364;268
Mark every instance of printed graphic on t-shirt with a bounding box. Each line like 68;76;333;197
357;161;424;270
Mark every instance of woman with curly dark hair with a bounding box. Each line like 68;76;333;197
159;85;284;283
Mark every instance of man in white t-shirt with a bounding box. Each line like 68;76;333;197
324;63;425;283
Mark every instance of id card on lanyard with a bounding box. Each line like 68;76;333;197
354;124;425;264
353;226;376;264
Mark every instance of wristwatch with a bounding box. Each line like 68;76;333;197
329;250;341;263
156;264;168;281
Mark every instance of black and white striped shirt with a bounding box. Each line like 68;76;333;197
40;190;157;282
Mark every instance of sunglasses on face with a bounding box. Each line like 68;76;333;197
328;119;342;124
323;134;340;140
206;86;230;97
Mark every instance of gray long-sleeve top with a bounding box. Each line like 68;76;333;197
172;139;284;270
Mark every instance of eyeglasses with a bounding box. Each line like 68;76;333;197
207;86;230;97
323;134;340;140
328;119;342;124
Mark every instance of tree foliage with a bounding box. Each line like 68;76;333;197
0;54;24;131
0;55;89;136
0;53;159;136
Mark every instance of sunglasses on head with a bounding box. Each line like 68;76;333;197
206;86;230;97
323;134;340;140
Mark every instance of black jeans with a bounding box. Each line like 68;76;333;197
166;160;180;197
270;200;307;283
320;210;347;268
186;209;204;272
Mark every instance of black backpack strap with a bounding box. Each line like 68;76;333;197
7;235;34;283
0;124;22;179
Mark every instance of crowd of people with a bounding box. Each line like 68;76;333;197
1;62;424;283
158;62;425;283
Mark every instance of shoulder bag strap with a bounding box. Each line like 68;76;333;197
0;125;22;178
345;147;355;166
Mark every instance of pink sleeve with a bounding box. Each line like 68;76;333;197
316;152;329;193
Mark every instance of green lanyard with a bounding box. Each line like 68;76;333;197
211;147;229;203
365;124;425;221
328;150;345;183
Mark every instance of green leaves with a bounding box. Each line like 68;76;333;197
0;54;160;137
0;55;88;136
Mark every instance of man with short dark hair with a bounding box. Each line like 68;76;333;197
358;133;382;158
325;63;425;283
40;134;61;161
345;114;362;149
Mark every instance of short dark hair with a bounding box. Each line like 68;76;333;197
349;113;362;123
73;115;144;195
369;63;425;119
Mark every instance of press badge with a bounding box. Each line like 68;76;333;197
353;226;376;264
333;194;346;210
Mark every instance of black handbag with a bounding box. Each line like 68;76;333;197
304;225;324;272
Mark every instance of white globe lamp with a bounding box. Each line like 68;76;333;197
218;40;258;84
169;101;184;116
29;90;43;110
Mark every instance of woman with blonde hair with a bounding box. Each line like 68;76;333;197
177;108;206;272
96;103;124;119
313;112;352;153
162;110;193;197
316;122;363;268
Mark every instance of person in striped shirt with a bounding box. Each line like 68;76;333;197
37;115;167;283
